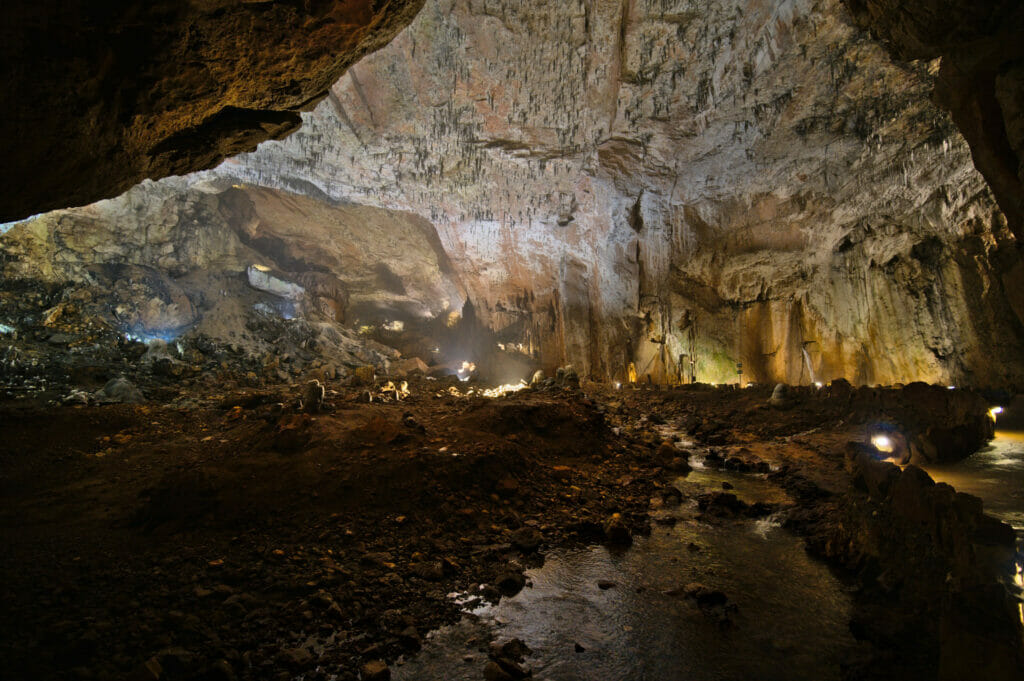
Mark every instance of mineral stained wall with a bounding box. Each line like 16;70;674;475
5;0;1024;387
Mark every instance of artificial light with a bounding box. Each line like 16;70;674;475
871;434;894;453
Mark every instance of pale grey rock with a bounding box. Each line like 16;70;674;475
95;377;145;405
3;0;1023;388
246;265;305;301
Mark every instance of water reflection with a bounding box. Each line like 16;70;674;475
923;429;1024;625
396;470;854;681
925;431;1024;531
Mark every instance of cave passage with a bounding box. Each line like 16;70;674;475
2;0;1024;680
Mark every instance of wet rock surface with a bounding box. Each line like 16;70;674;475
0;381;1019;680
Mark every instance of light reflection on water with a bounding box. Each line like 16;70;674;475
924;431;1024;531
923;429;1024;624
395;471;854;681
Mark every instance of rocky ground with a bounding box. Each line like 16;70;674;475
1;371;1021;681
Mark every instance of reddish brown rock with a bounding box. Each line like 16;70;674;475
0;0;425;221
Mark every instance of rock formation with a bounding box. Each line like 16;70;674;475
209;0;1024;387
842;0;1024;238
0;0;424;221
4;0;1024;388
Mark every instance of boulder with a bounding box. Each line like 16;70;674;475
390;357;430;377
246;265;305;300
510;526;543;553
768;383;793;409
603;513;632;545
94;377;145;404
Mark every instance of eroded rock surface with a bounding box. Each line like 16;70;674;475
843;0;1024;238
206;0;1024;386
5;0;1024;388
0;0;424;221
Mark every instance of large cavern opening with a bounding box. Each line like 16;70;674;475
2;1;1023;680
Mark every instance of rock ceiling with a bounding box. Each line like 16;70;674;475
3;0;1023;387
0;0;424;221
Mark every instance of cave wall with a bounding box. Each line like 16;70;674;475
0;181;463;342
6;0;1024;388
842;0;1024;239
0;0;425;221
197;0;1024;387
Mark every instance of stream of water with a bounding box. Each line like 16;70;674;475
922;417;1024;623
924;430;1024;532
394;467;856;681
395;401;1024;679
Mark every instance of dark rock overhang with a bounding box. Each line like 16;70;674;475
0;0;424;222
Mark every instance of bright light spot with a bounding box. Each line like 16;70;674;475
497;342;506;351
614;382;622;390
480;381;528;398
814;381;823;388
457;361;476;381
871;434;894;453
989;406;1004;421
124;332;178;344
251;263;270;272
380;380;410;399
0;323;15;335
947;385;956;390
440;380;529;399
431;347;440;354
382;320;405;332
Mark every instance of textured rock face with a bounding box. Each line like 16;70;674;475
0;0;424;221
842;0;1024;238
204;0;1024;386
6;0;1024;387
0;181;462;338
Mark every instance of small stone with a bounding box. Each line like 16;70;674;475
603;513;632;546
411;561;444;581
126;657;162;681
683;582;728;607
510;527;542;553
495;478;519;498
94;377;145;404
483;661;515;681
282;647;313;667
361;659;390;681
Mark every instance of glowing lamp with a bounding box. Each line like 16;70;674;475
871;434;894;454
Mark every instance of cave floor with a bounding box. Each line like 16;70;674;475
0;382;1018;680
